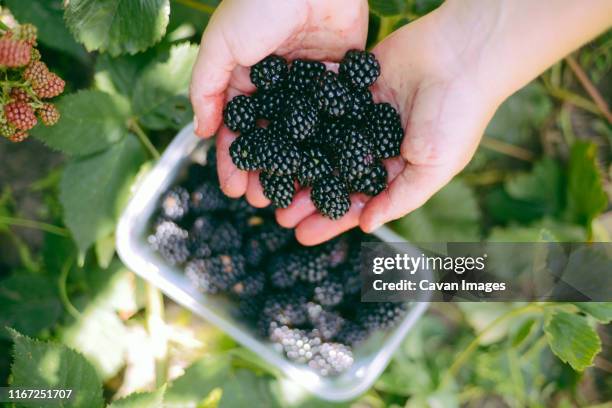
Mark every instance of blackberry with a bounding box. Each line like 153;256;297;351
231;270;266;296
159;186;190;221
294;248;330;283
190;215;217;243
311;176;351;220
259;172;295;208
209;221;242;253
260;135;301;176
253;88;290;120
311;120;346;153
199;254;246;291
262;293;308;326
339;50;380;89
229;128;266;171
368;103;403;159
314;274;344;306
345;88;373;123
268;255;299;288
337;127;375;185
282;98;319;142
255;223;294;252
322;237;350;268
270;326;322;364
223;95;256;133
287;59;325;93
297;147;333;186
307;304;345;340
357;302;408;331
190;180;230;213
349;161;387;196
335;320;369;347
308;343;354;376
250;55;289;90
341;264;362;296
238;295;265;320
148;220;190;265
244;238;267;266
316;71;351;117
188;236;212;259
185;259;220;294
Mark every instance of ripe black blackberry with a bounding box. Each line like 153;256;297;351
250;55;289;90
341;264;362;296
223;95;256;133
185;259;220;294
255;223;294;252
189;215;217;243
244;237;267;266
337;127;375;186
335;320;369;347
357;302;408;331
297;147;334;186
238;295;265;320
307;304;345;340
259;134;301;176
339;50;380;89
311;175;351;220
268;254;299;288
148;220;190;265
368;103;404;159
231;270;266;296
262;293;308;327
308;342;354;376
259;172;295;208
314;274;344;306
209;221;242;253
316;71;351;117
190;180;230;213
322;237;350;268
229;128;266;171
349;161;387;196
270;326;322;364
199;254;246;291
287;59;325;93
345;88;374;123
160;186;190;221
188;236;212;259
282;98;319;143
293;248;330;283
253;88;290;120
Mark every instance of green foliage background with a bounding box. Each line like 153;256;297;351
0;0;610;407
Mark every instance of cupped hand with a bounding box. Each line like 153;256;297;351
279;6;504;245
190;0;368;200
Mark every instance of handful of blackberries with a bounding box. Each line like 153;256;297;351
224;50;403;219
148;149;407;376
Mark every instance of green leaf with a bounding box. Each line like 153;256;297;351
574;303;612;323
60;135;146;254
64;0;170;56
218;370;278;408
95;232;116;269
506;158;565;214
544;310;601;371
95;51;159;98
0;273;62;339
566;141;608;230
368;0;408;16
4;0;87;60
32;90;132;157
132;43;198;130
511;318;537;347
108;386;165;408
9;329;104;408
392;180;481;242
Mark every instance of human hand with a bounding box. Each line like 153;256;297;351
277;5;503;244
190;0;368;198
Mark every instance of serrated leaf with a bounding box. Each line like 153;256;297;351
95;51;159;98
5;0;87;60
574;303;612;323
544;310;601;371
60;136;146;254
64;0;170;56
132;43;198;130
107;385;165;408
368;0;407;16
9;329;104;408
0;273;62;339
566;141;608;231
392;180;481;242
32;90;132;157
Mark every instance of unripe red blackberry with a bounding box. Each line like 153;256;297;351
17;24;38;46
4;101;37;130
24;61;49;88
37;103;61;126
10;88;30;103
33;73;65;99
0;38;31;67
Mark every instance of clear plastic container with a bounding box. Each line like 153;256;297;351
116;123;429;401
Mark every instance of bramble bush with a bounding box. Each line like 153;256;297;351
0;1;610;407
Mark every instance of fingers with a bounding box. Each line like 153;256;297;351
275;188;316;228
294;195;368;246
246;171;270;208
216;127;248;198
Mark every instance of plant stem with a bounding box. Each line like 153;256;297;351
129;119;160;160
146;283;168;387
0;215;69;237
441;303;542;388
0;21;10;32
545;86;602;116
172;0;216;14
566;55;612;124
58;257;81;320
480;137;535;162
